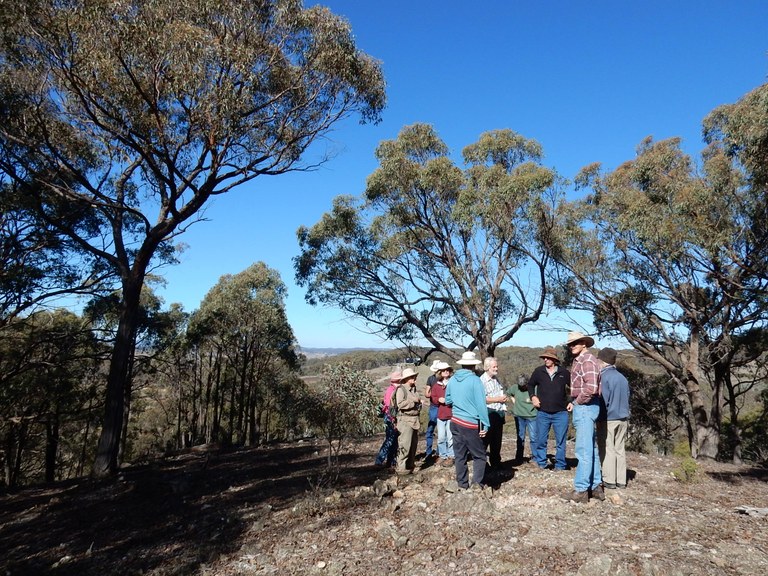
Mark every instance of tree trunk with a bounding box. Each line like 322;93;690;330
722;369;743;464
212;358;222;442
685;377;720;460
45;409;60;483
118;342;136;463
683;333;719;460
77;397;93;477
92;280;142;478
3;426;13;487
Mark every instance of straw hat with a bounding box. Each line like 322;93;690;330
399;367;419;381
456;351;482;366
566;331;595;347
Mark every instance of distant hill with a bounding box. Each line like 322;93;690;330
297;347;391;359
299;344;664;382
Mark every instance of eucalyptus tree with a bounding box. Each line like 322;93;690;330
304;362;379;478
84;285;188;460
0;309;100;487
0;0;385;476
187;262;299;446
553;84;768;459
296;124;563;359
0;182;111;330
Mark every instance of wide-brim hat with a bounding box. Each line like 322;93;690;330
434;360;452;371
566;331;595;348
389;371;403;384
429;359;441;373
399;367;419;381
456;351;482;366
539;347;560;363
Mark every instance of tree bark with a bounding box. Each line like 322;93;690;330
45;409;60;483
92;280;142;478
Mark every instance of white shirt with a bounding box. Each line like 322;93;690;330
481;372;506;412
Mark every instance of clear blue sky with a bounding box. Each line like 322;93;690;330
156;0;768;350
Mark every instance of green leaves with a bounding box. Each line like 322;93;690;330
296;123;564;355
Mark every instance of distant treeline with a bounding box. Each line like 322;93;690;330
302;345;663;383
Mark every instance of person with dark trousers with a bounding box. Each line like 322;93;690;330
446;351;490;490
528;347;572;471
481;356;508;470
509;374;537;463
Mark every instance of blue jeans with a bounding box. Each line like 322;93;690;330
375;418;398;466
514;416;537;461
425;404;438;456
437;418;454;458
533;410;568;470
572;401;602;492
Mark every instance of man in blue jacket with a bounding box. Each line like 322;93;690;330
446;351;490;490
596;347;630;490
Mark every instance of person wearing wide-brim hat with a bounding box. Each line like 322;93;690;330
566;331;595;348
563;331;603;504
528;347;572;471
375;371;402;468
428;361;455;466
445;351;491;490
394;367;422;475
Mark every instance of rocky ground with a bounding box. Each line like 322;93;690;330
1;433;767;575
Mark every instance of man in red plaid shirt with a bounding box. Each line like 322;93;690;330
563;331;604;503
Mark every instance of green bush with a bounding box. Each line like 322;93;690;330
671;456;699;483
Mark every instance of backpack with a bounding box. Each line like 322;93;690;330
388;386;404;420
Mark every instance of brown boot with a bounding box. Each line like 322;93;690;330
591;485;605;501
562;489;589;503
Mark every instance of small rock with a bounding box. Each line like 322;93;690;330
711;556;727;568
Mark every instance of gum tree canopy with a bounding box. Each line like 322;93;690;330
0;0;385;476
552;83;768;460
295;124;563;358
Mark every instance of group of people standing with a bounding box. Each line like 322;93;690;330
375;330;630;502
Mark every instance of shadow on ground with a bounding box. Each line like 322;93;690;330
0;440;382;575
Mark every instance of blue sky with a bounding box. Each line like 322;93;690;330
156;0;768;350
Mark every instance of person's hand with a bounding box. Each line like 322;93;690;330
439;396;445;404
566;402;573;412
531;396;541;409
479;429;487;438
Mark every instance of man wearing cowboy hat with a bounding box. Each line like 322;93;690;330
564;331;603;503
394;367;422;474
528;347;572;471
445;351;491;490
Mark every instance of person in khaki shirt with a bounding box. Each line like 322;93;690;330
394;368;422;474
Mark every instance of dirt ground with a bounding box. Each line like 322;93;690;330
1;431;767;576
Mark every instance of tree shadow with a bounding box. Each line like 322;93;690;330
0;439;384;575
706;466;768;485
